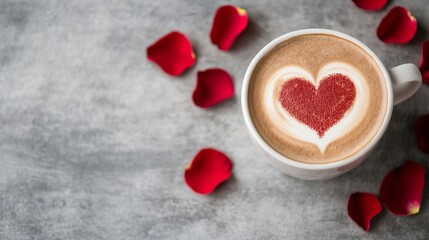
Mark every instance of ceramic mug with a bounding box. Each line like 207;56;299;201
241;29;422;180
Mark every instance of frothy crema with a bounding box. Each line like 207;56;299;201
248;34;387;164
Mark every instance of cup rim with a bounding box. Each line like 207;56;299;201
241;28;394;171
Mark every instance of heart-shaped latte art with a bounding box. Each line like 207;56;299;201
279;74;356;138
263;63;369;152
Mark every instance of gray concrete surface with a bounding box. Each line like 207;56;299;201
0;0;428;239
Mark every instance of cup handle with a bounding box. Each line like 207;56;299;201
389;63;422;105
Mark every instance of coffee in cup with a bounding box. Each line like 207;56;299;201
247;34;388;164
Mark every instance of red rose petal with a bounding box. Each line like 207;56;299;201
416;114;429;153
210;5;248;51
184;148;233;195
348;192;382;231
379;161;425;216
147;31;196;76
419;41;429;84
352;0;388;11
377;6;417;44
192;68;234;108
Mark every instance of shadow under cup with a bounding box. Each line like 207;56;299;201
241;29;394;180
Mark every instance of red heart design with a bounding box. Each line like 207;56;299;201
279;73;356;138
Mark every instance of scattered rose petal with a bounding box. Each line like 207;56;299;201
377;6;417;44
147;31;196;76
352;0;388;11
379;161;425;216
192;68;234;108
419;41;429;84
184;148;233;194
416;113;429;154
348;192;382;231
210;5;248;51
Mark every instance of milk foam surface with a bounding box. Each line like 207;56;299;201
248;34;387;164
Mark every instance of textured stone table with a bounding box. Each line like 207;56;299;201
0;0;428;239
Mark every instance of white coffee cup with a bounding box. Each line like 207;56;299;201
241;29;422;180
